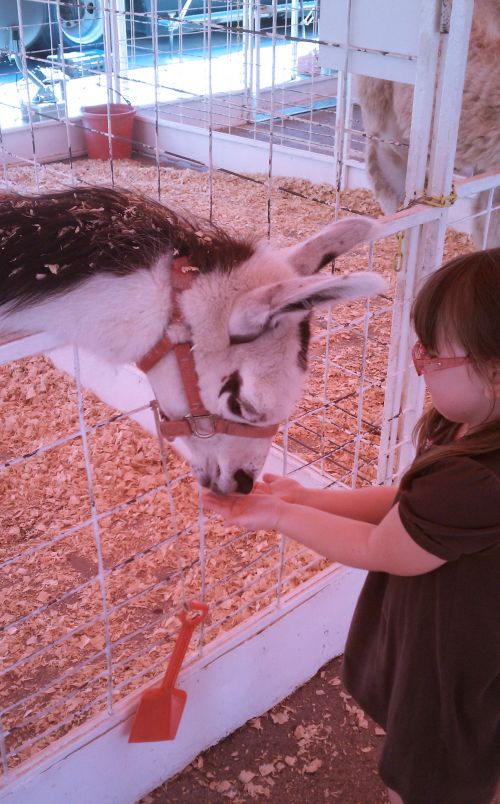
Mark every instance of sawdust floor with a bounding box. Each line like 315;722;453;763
140;654;389;804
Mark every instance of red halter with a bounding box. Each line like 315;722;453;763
136;257;279;442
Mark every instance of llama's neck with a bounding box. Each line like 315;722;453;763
0;257;172;364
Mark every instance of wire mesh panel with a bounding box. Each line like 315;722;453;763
0;0;499;798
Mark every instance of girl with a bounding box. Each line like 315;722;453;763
202;248;500;804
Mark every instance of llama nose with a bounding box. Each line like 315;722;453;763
233;469;254;495
198;473;211;489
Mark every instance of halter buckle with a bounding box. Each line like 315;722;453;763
185;413;217;438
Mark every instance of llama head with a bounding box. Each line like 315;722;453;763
147;217;386;494
0;189;385;497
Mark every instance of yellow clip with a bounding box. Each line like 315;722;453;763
412;185;458;208
394;231;405;272
396;185;457;270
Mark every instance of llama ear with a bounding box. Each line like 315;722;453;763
284;217;381;276
229;271;387;344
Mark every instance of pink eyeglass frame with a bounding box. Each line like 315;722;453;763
412;341;472;376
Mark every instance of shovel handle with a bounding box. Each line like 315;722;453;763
161;601;209;691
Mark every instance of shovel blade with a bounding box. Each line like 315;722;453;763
128;687;187;743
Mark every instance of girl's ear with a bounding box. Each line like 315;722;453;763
484;364;500;400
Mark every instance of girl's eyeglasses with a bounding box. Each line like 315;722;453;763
412;341;472;376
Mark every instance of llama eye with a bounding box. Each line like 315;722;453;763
218;370;262;421
218;372;243;417
219;370;242;400
227;395;242;417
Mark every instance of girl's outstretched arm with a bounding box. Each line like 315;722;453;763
263;473;397;525
202;486;446;577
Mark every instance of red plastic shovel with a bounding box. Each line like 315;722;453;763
128;600;209;743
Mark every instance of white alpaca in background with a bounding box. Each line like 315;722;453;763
355;0;500;247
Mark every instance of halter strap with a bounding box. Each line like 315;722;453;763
136;256;280;442
135;256;195;374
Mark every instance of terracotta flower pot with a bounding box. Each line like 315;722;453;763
81;103;136;159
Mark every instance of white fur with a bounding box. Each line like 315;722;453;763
0;217;386;493
228;271;386;341
284;217;379;274
356;0;500;247
1;258;173;365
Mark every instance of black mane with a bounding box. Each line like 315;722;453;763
0;186;255;310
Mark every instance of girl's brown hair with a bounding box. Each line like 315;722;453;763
400;248;500;490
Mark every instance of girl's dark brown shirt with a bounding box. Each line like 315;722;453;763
343;450;500;804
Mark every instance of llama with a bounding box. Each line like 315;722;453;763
355;0;500;247
0;186;385;494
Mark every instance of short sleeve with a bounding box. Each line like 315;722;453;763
398;456;500;561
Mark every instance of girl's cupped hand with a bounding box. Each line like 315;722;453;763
260;473;302;503
202;480;285;531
